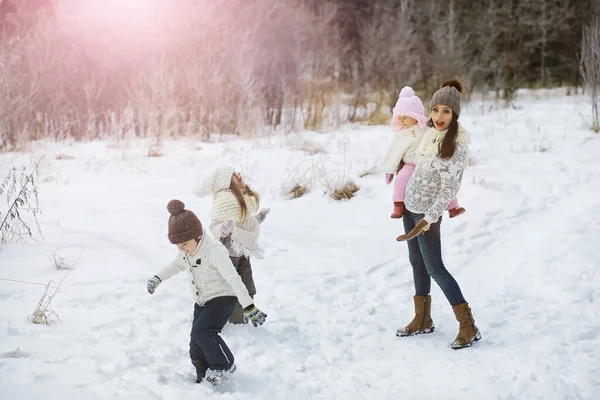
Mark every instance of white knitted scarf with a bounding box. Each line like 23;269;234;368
416;125;470;168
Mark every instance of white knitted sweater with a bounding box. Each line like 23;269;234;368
382;125;426;174
405;125;470;224
155;230;254;308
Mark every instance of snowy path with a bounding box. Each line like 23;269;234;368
1;90;599;399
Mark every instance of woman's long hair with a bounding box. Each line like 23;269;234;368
427;113;459;159
230;181;260;221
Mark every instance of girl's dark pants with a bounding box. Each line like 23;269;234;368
228;255;256;324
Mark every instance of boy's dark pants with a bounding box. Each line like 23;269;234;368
228;256;256;324
190;296;237;381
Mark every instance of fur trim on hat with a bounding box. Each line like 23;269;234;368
440;79;464;93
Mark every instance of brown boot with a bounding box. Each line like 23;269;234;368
448;207;466;218
390;202;405;219
450;302;482;349
396;295;435;337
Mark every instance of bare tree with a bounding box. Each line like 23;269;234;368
580;17;600;132
358;0;417;124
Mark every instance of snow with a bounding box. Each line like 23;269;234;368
1;88;599;399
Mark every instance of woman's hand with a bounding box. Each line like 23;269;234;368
396;219;430;241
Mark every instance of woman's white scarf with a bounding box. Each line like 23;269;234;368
416;125;470;168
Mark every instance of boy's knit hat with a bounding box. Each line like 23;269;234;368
166;200;203;244
193;166;235;198
392;86;427;128
430;79;463;117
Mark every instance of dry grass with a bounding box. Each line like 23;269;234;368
358;166;378;178
282;183;309;199
329;180;360;200
147;144;164;157
55;153;75;160
29;271;70;325
47;248;83;271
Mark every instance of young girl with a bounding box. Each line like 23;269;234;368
146;200;267;385
396;79;481;350
194;166;269;324
384;86;465;219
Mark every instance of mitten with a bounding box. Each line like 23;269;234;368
243;305;267;327
255;208;270;223
396;219;431;241
147;275;162;294
385;174;394;184
220;220;235;238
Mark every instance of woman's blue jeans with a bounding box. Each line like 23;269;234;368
402;210;465;306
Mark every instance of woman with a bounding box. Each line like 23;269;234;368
396;79;481;350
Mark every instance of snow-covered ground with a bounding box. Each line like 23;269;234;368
1;89;599;399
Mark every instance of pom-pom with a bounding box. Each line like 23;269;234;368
399;86;415;98
440;79;464;93
167;199;185;216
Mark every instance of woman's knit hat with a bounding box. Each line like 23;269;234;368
193;166;235;198
392;86;427;128
430;79;464;117
166;200;202;244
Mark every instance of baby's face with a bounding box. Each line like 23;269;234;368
399;115;418;127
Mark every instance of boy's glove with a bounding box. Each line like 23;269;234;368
385;174;394;184
220;220;235;238
396;219;430;241
255;208;270;223
243;305;267;327
147;275;162;294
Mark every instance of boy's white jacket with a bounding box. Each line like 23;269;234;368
155;230;253;308
382;125;426;174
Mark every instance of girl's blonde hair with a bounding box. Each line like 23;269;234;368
229;181;260;221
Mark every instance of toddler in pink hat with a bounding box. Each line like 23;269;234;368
383;86;465;219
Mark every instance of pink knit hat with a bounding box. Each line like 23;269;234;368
391;86;427;129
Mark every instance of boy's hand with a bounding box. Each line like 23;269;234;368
244;305;267;327
147;276;162;294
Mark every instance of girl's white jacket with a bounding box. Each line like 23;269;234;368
155;230;253;308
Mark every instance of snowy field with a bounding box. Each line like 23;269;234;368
1;89;599;399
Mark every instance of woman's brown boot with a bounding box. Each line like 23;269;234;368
396;295;435;337
450;302;482;349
